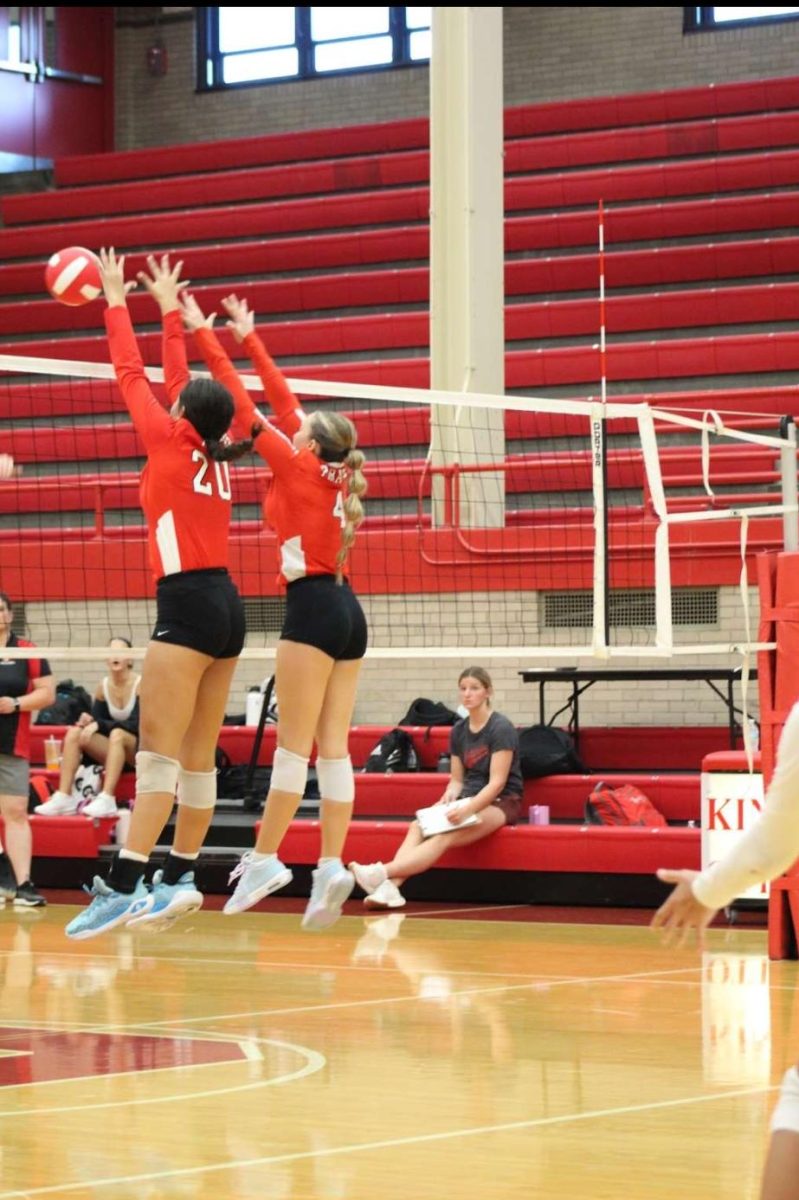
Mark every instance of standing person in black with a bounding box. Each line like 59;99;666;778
350;666;524;908
0;592;55;907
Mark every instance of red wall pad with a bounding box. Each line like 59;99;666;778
760;551;799;959
277;820;700;875
0;813;115;858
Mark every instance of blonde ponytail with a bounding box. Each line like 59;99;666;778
308;411;367;580
337;447;367;579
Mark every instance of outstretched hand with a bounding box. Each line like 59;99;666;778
221;293;255;343
180;292;216;333
137;253;187;315
98;247;137;308
650;868;717;947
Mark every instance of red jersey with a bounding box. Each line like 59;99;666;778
106;306;233;580
194;328;350;585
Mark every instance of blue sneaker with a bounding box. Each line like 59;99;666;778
126;869;203;933
65;876;152;941
301;860;355;932
223;852;293;915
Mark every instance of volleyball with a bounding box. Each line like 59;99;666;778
44;247;102;306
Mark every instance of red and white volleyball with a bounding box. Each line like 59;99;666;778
44;247;102;306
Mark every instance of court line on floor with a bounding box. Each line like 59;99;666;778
0;1035;325;1118
0;959;708;1037
0;1080;778;1198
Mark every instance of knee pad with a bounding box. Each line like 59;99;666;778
316;756;354;804
177;767;216;810
135;750;179;796
271;747;309;795
771;1066;799;1133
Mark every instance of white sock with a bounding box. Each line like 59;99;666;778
170;850;199;862
318;856;340;868
119;849;148;864
250;851;277;864
95;791;116;804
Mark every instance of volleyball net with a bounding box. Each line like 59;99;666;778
0;348;796;668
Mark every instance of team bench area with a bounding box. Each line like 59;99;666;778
7;722;724;905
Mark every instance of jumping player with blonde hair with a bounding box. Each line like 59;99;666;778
181;292;367;931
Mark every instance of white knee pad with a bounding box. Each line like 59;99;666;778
271;747;309;795
177;767;217;810
135;750;180;796
771;1066;799;1133
316;756;354;804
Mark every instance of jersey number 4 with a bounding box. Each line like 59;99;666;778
192;451;232;501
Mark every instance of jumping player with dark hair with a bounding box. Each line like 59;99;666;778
66;251;254;939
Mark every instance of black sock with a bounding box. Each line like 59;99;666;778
107;854;146;894
162;853;197;886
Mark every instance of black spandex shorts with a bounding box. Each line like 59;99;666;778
281;575;367;661
153;569;245;659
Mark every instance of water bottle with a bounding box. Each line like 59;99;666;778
748;718;760;751
436;753;451;773
245;687;264;726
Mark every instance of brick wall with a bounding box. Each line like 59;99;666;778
115;7;799;150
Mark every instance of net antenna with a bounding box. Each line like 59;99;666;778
593;199;609;657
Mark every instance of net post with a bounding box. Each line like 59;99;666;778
779;415;798;552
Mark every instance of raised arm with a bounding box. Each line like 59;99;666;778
182;293;297;475
222;294;303;437
99;248;172;450
137;254;190;405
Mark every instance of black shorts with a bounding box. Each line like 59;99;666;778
281;575;367;661
153;569;245;659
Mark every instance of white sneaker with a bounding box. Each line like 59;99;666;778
364;879;406;909
82;792;119;819
223;853;293;916
301;860;355;932
349;861;387;895
34;791;78;816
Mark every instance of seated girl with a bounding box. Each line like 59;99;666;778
35;638;140;818
350;666;523;908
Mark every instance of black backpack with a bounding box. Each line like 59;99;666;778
35;678;92;725
214;747;273;803
517;724;585;779
363;728;419;773
399;698;459;728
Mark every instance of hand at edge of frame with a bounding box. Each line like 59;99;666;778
651;868;717;948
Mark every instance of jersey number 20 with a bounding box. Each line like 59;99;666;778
192;451;232;501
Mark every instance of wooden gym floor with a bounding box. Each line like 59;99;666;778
0;896;794;1199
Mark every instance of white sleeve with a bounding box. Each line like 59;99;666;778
692;701;799;911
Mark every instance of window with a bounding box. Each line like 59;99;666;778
685;6;799;31
199;6;430;89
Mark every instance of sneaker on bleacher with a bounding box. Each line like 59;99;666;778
35;790;79;816
126;869;203;933
81;792;119;819
364;879;406;909
349;861;388;895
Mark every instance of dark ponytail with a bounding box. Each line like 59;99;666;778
204;424;260;463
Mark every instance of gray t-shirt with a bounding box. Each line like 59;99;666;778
449;711;524;799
